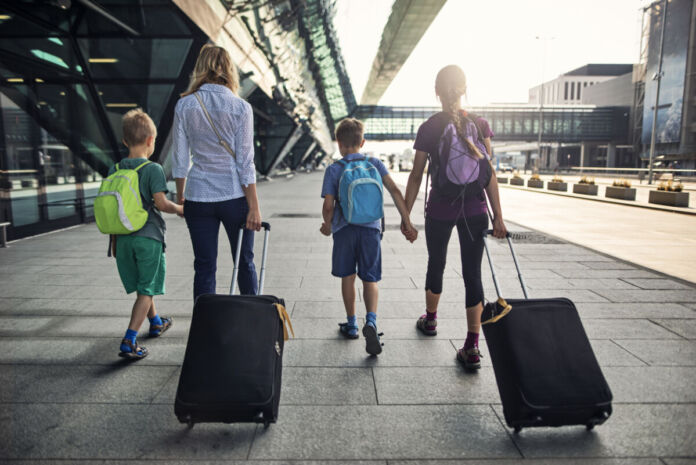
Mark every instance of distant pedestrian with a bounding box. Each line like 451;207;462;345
172;45;262;301
108;109;181;359
403;64;508;369
320;118;417;355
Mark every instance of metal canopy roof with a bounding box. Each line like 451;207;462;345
360;0;446;105
294;0;357;129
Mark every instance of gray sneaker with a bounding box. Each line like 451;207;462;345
416;314;437;336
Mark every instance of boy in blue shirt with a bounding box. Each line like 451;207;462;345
320;118;418;355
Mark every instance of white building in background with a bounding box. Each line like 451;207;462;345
529;64;634;105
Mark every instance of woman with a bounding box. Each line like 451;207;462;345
403;65;507;369
172;44;262;300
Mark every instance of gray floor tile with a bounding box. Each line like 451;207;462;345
595;289;696;303
0;337;186;365
0;403;255;460
283;339;459;367
621;278;695;290
605;366;696;403
374;366;499;404
566;278;639;290
613;339;696;366
554;269;661;279
581;319;681;339
663;460;696;465
0;364;176;403
505;404;696;457
0;316;56;335
578;261;637;270
281;367;377;405
389;460;662;465
248;405;519;460
376;318;470;340
292;301;463;319
575;303;695;319
652;319;696;339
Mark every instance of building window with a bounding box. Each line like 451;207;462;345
564;81;568;100
584;82;588;87
570;82;575;100
577;82;582;100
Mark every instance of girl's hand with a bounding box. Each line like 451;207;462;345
492;216;507;239
246;208;262;231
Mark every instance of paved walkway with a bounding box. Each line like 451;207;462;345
1;170;696;463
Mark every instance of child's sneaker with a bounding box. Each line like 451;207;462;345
118;338;148;360
149;316;173;337
362;321;384;356
456;346;483;370
338;322;359;339
416;314;437;336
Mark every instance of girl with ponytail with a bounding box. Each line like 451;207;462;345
403;64;507;369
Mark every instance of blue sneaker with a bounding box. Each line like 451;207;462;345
338;322;359;339
362;321;383;355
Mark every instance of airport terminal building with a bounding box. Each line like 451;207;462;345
0;0;355;240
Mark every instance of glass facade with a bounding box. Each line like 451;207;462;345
0;0;207;239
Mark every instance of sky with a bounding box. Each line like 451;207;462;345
334;0;647;107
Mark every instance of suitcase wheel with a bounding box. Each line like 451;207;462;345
586;423;595;431
513;425;522;434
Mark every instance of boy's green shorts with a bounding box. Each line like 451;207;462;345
115;235;165;296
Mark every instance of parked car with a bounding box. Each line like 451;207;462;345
497;163;514;173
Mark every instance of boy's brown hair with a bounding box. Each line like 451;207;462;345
122;108;157;147
335;118;364;148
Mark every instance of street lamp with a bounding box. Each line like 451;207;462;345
535;36;555;173
648;0;668;185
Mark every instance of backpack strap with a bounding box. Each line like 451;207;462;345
134;160;151;172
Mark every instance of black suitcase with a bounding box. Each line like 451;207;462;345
174;222;293;428
480;229;612;433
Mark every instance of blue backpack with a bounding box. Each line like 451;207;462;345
337;156;384;224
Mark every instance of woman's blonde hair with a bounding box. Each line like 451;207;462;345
181;44;239;97
435;65;483;159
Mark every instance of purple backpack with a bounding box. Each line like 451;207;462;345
430;116;491;200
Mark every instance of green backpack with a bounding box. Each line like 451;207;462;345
94;161;151;235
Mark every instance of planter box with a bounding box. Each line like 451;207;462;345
649;190;689;207
548;181;567;192
497;176;509;184
605;186;636;201
573;183;598;195
510;178;524;186
527;179;544;189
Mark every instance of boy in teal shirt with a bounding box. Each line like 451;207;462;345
110;108;183;359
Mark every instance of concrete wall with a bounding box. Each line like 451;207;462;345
581;72;634;106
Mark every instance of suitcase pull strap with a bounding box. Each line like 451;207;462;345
274;303;295;341
481;297;512;325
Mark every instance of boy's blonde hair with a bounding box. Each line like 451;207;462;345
122;108;157;147
182;44;239;96
335;118;364;148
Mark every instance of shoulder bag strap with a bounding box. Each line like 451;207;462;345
193;92;236;160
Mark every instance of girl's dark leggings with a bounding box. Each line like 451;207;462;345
425;213;488;307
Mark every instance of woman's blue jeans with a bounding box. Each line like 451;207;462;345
184;198;258;300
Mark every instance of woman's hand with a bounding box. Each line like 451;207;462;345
492;215;507;239
401;220;418;243
246;207;262;231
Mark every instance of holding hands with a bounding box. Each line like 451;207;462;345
400;219;418;243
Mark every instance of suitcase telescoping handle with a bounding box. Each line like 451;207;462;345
482;230;529;300
230;222;271;296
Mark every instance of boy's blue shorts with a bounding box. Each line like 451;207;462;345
332;225;381;282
